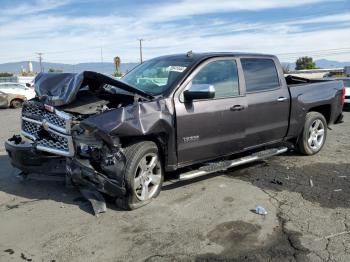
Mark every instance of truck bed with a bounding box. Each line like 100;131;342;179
285;75;344;139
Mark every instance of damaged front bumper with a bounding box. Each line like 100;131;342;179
5;138;66;175
5;136;126;199
66;157;126;197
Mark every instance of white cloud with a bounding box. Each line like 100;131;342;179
142;0;334;22
0;0;70;16
288;12;350;25
0;1;350;64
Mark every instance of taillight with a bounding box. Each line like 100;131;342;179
342;87;346;107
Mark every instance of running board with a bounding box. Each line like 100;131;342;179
179;147;288;181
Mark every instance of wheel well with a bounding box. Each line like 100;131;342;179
308;105;331;124
10;98;24;104
120;134;168;164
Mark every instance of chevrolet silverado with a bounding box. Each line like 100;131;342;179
5;52;345;212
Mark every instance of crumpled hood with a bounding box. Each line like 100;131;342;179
34;71;153;106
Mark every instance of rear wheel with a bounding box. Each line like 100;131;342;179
297;112;327;155
10;99;23;109
116;141;164;210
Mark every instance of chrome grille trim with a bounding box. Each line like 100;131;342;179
21;102;74;157
22;103;71;134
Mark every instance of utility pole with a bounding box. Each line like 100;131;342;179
100;47;104;72
36;52;43;72
138;39;144;64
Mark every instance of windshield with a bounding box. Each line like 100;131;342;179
122;58;192;95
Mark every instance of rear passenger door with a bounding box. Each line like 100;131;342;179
241;58;290;148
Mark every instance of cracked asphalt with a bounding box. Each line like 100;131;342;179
0;108;349;262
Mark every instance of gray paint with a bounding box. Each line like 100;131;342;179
77;53;344;169
6;52;344;186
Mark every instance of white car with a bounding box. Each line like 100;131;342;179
341;78;350;105
0;82;36;108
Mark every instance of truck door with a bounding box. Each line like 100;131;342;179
174;58;247;165
241;58;290;148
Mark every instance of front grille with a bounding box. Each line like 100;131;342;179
22;102;69;133
45;112;66;129
22;119;41;139
37;137;69;152
22;102;42;116
21;102;74;156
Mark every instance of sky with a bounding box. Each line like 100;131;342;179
0;0;350;64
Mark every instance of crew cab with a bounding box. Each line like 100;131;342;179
5;52;345;212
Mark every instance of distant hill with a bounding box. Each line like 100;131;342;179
314;59;350;69
281;59;350;71
0;59;349;74
0;61;139;75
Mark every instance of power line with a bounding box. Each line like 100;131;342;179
277;47;350;56
100;47;104;73
278;50;350;61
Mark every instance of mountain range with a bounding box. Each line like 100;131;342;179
0;59;349;75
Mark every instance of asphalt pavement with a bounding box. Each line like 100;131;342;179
0;108;349;262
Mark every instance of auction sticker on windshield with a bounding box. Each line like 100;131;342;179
168;66;187;72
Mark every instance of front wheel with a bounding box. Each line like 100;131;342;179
297;112;327;155
116;141;164;210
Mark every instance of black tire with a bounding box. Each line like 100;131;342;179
116;141;164;210
10;99;23;109
297;112;327;155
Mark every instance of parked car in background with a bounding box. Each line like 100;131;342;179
0;91;8;108
339;78;350;106
0;82;35;108
0;89;27;109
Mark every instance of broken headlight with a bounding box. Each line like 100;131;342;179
76;141;101;159
74;126;103;159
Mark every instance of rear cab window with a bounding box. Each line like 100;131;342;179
241;58;280;93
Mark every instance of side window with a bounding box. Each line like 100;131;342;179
241;58;280;92
191;60;239;98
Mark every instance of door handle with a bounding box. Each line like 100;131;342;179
277;97;288;102
230;105;245;111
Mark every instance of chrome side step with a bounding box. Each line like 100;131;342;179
179;147;288;181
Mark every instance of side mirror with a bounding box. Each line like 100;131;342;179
183;84;215;101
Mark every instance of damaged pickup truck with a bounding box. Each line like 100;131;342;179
5;52;345;211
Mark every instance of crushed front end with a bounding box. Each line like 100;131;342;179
5;99;127;213
5;71;174;213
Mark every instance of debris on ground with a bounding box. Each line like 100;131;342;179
255;206;267;215
309;177;314;187
270;178;283;185
79;187;107;216
316;231;350;241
